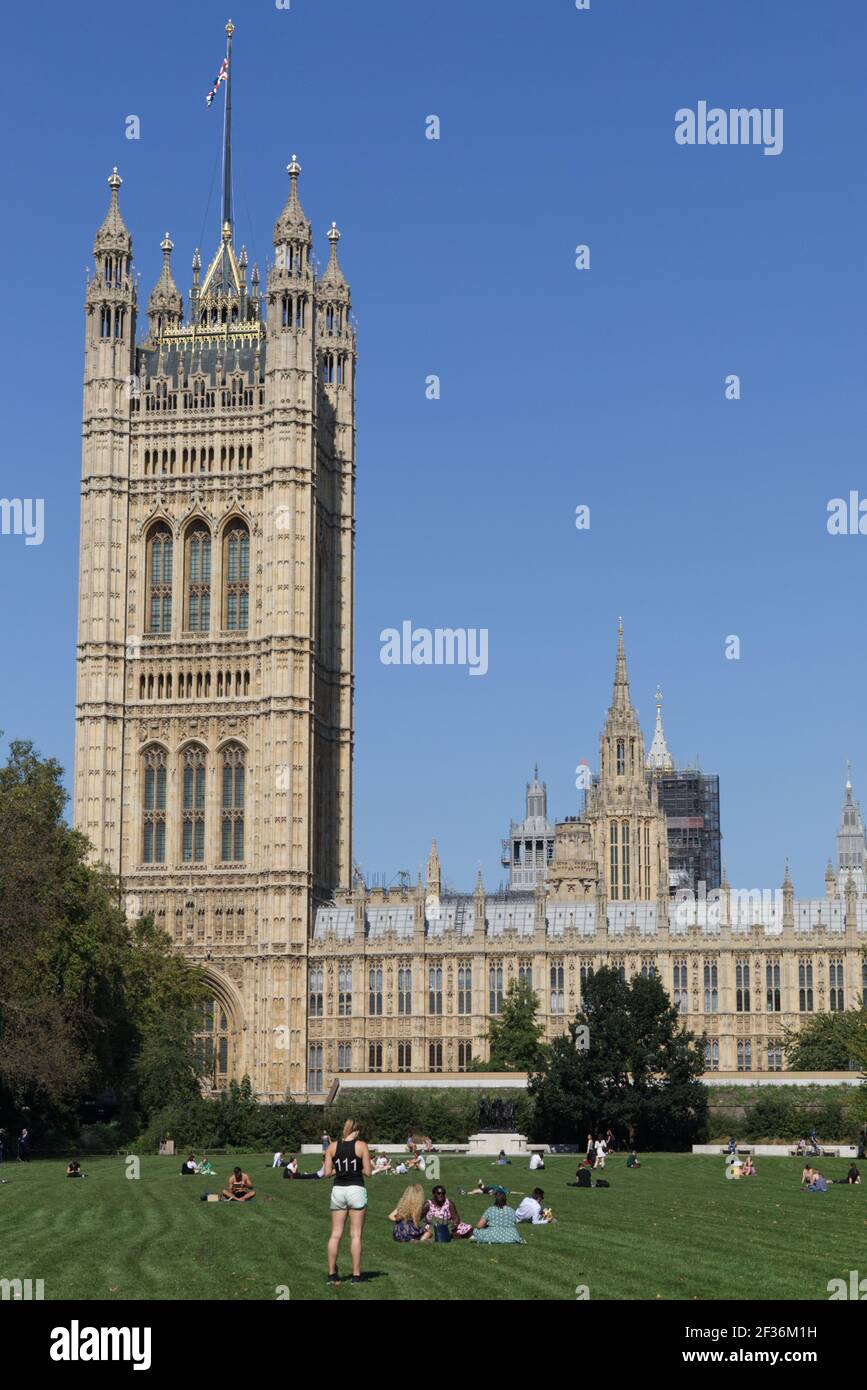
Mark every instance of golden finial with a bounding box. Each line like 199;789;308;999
226;19;235;36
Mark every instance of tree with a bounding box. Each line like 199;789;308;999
529;966;707;1149
783;1011;867;1073
0;740;207;1129
471;978;548;1073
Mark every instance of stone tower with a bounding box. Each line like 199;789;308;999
836;768;867;891
73;23;356;1099
584;621;669;903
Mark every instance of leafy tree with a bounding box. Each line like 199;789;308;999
529;966;707;1149
783;1010;867;1073
471;978;548;1073
0;740;207;1131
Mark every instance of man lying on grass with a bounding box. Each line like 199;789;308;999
222;1167;256;1202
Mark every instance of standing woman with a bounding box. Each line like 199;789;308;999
324;1119;372;1286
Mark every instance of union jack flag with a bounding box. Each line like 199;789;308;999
206;57;228;107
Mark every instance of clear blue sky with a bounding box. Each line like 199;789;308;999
1;0;864;897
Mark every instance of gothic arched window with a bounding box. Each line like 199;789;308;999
185;523;211;632
223;520;249;631
146;523;173;633
220;743;245;862
182;745;207;863
142;745;167;863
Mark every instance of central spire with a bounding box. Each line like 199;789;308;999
611;616;632;714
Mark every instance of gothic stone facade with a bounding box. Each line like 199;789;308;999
75;174;864;1102
74;162;355;1099
310;631;867;1092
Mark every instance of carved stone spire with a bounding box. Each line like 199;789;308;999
147;233;183;336
647;685;673;770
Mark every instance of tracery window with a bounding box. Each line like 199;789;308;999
220;743;245;862
142;745;167;863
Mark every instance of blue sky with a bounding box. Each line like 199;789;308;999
1;0;864;895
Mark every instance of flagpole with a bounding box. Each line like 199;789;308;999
221;19;234;236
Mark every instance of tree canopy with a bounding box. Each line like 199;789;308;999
529;965;708;1148
471;978;548;1073
783;1009;867;1073
0;740;208;1134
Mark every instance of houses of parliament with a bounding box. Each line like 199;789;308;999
73;37;867;1099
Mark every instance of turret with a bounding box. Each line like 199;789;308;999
268;155;314;324
147;233;183;338
646;686;673;770
85;168;136;365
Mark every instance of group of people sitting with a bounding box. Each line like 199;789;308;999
387;1182;554;1244
800;1162;860;1192
371;1152;428;1177
180;1153;215;1176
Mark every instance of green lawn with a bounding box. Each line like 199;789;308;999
0;1153;863;1301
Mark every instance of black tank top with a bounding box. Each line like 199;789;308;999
332;1137;363;1186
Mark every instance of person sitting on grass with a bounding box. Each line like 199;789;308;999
800;1163;816;1187
371;1155;392;1176
741;1156;756;1177
199;1156;215;1176
626;1151;641;1169
421;1184;473;1239
283;1156;299;1179
394;1155;425;1175
180;1153;198;1175
847;1163;861;1185
272;1150;284;1169
471;1191;524;1245
494;1149;510;1166
805;1170;828;1194
568;1159;593;1189
389;1184;431;1242
66;1160;83;1178
222;1166;256;1202
529;1151;545;1171
515;1188;551;1224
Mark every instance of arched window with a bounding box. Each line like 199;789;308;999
185;524;211;632
142;745;167;863
182;745;207;863
223;521;249;631
146;523;173;633
220;743;245;861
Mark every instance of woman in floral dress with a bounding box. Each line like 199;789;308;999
421;1185;473;1239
